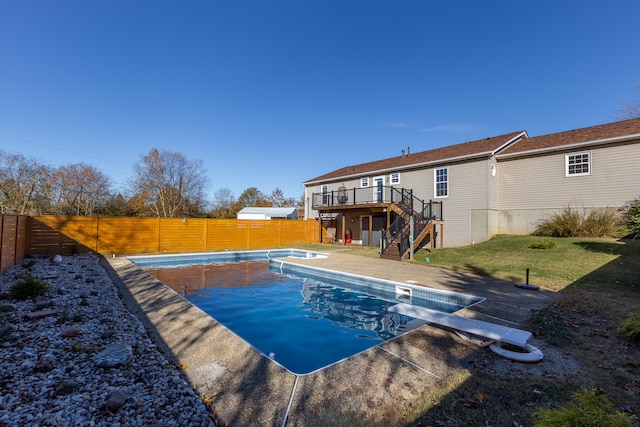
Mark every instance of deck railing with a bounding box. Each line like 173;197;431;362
311;186;421;208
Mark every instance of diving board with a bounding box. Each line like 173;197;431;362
388;303;532;348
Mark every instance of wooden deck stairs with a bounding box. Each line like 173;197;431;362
380;201;443;261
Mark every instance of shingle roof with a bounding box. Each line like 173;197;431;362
499;117;640;156
304;117;640;185
304;131;525;183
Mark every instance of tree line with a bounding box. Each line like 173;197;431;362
0;148;302;218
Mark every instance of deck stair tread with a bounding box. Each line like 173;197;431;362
388;303;531;348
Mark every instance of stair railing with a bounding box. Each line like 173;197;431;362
380;196;442;258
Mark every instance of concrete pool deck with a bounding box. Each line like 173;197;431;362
104;251;559;427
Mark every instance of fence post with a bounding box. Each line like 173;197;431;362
156;218;161;253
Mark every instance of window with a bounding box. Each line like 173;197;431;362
435;167;448;198
361;177;369;188
373;176;384;202
390;172;400;185
566;152;591;176
321;185;328;204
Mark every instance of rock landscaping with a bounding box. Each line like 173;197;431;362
0;254;215;427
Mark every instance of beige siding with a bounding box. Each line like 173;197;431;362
499;143;640;210
497;141;640;234
488;158;499;210
369;160;497;247
305;159;498;247
400;160;493;247
445;160;492;246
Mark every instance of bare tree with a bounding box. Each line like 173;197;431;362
0;150;52;214
268;187;287;207
617;84;640;119
211;187;236;218
130;148;208;218
50;164;112;216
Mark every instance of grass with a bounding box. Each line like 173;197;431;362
305;235;640;426
412;234;634;291
413;235;640;426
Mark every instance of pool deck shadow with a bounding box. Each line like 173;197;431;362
104;252;558;427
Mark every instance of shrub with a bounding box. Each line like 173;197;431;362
532;388;635;426
10;272;50;300
618;312;640;342
619;196;640;238
533;207;621;238
528;240;556;249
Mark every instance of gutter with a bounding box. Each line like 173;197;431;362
496;133;640;160
303;151;495;186
302;153;487;186
303;132;528;187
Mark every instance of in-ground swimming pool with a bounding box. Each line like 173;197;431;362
129;250;484;375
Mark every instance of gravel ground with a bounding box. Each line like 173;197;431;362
0;254;215;427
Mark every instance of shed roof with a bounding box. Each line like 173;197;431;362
237;207;297;216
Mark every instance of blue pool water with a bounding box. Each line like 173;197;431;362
131;251;483;374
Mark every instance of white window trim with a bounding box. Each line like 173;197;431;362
565;151;591;177
360;177;370;188
373;176;384;202
434;167;449;198
390;172;400;185
321;185;328;204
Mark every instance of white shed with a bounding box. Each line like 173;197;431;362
237;207;299;220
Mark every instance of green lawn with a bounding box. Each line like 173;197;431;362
308;235;640;426
412;234;636;292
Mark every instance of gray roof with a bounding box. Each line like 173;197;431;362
237;207;297;216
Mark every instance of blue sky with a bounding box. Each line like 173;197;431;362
1;1;639;202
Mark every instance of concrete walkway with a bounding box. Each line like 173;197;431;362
104;251;557;427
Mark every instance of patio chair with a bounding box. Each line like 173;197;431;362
324;227;337;244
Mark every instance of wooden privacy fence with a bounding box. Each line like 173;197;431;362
0;215;28;274
26;216;322;257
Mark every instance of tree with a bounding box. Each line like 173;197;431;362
617;84;640;120
130;148;209;218
50;163;112;216
94;193;140;217
211;187;236;218
237;187;269;208
268;187;287;207
0;150;52;214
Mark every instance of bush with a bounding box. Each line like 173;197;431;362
618;312;640;342
528;240;556;249
532;388;635;426
534;207;621;238
10;272;50;300
619;196;640;238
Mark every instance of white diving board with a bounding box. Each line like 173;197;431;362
388;303;532;348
